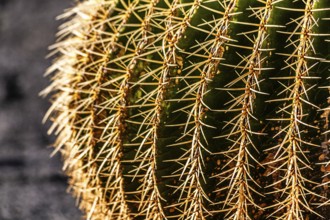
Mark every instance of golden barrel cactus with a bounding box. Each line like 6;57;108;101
43;0;330;219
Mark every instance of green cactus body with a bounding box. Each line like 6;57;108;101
43;0;330;219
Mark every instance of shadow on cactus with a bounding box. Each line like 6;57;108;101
42;0;330;219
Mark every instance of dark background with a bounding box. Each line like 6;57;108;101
0;0;82;219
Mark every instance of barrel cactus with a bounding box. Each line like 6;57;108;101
43;0;330;219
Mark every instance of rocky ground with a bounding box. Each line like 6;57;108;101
0;0;82;219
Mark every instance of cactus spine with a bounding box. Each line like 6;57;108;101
43;0;330;219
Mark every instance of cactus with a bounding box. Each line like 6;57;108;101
43;0;330;219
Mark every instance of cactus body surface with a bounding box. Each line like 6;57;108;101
44;0;330;219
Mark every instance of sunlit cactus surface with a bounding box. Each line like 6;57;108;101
43;0;330;219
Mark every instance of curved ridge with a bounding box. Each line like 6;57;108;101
213;0;277;219
266;1;327;219
165;0;239;219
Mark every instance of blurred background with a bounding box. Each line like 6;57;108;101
0;0;82;219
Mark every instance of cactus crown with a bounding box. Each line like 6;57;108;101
43;0;330;219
